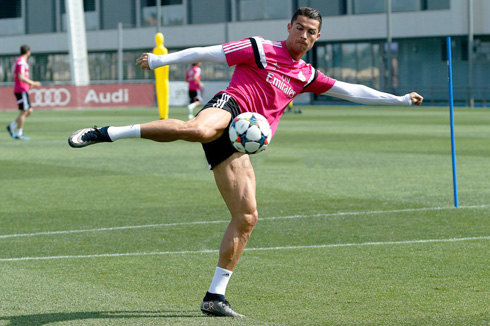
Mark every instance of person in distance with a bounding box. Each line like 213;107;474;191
6;45;42;140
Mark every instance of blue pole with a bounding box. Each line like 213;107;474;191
446;37;459;207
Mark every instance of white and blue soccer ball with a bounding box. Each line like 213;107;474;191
229;112;271;154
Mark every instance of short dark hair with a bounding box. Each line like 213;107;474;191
291;7;322;32
20;45;30;55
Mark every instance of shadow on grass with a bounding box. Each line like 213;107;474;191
0;310;201;325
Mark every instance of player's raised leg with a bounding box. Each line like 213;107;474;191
68;107;231;147
201;152;257;317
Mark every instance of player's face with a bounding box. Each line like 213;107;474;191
286;15;321;60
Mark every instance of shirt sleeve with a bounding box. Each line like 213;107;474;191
303;69;336;94
222;38;256;67
17;61;25;75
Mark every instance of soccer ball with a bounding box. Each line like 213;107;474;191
229;112;271;154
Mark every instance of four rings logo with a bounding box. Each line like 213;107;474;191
30;88;71;107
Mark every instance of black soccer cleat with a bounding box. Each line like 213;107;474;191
68;126;111;148
201;298;245;318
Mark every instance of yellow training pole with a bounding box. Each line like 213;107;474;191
153;33;169;119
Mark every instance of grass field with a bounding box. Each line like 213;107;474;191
1;105;489;325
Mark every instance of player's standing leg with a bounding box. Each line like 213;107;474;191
14;107;33;140
201;152;257;317
7;93;32;140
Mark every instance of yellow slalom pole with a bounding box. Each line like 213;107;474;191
153;33;169;119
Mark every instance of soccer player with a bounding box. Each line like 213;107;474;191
186;62;204;119
6;45;41;140
68;7;423;317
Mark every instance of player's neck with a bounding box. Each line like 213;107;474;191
285;42;304;62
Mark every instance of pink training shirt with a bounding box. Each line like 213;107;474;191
14;56;30;93
186;65;201;91
221;36;336;136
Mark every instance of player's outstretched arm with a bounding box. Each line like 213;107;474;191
325;81;423;106
136;45;226;70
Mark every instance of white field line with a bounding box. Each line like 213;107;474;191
1;236;489;262
1;204;488;240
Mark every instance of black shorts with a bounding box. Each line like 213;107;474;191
15;92;31;111
188;90;202;103
197;93;242;170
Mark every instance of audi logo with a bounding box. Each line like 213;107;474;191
30;88;71;107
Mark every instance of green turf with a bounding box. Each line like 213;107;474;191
1;105;489;325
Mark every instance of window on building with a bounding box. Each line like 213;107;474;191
0;56;17;82
34;54;72;82
26;0;57;34
352;0;384;14
474;38;490;62
354;0;449;15
237;0;289;21
100;0;136;29
0;0;23;35
141;0;184;27
315;41;387;100
297;0;346;16
357;43;377;86
84;0;96;11
392;0;420;12
188;0;230;24
0;0;21;19
423;0;450;10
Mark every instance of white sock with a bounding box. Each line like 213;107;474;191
107;125;141;141
16;128;23;136
9;121;17;130
187;103;197;112
208;267;233;296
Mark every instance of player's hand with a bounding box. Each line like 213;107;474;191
32;81;41;88
136;53;151;70
410;92;423;106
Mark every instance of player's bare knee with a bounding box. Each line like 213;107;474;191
237;211;258;233
248;211;258;229
187;124;217;142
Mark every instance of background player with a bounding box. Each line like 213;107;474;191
69;7;423;317
6;45;41;140
186;62;204;119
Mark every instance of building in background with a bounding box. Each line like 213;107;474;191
0;0;489;106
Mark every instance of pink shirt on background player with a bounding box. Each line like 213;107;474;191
14;56;30;93
186;65;201;91
221;36;336;136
